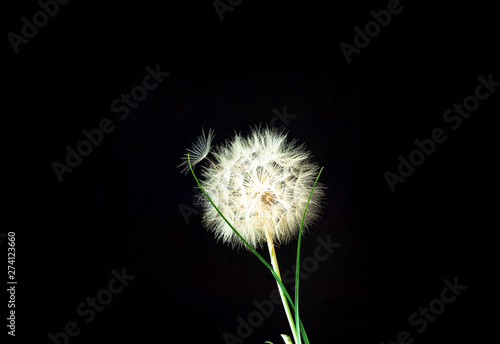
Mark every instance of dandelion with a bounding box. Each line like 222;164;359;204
180;125;326;344
194;126;325;249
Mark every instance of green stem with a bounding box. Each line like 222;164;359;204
295;166;324;344
265;230;299;344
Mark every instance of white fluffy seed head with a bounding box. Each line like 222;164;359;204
184;126;325;250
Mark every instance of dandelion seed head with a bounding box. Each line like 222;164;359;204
187;125;325;250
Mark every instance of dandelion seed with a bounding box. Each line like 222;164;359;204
187;125;325;249
177;127;215;175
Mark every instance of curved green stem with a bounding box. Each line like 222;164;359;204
266;230;299;344
295;166;324;344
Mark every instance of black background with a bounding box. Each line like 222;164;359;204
3;1;498;343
